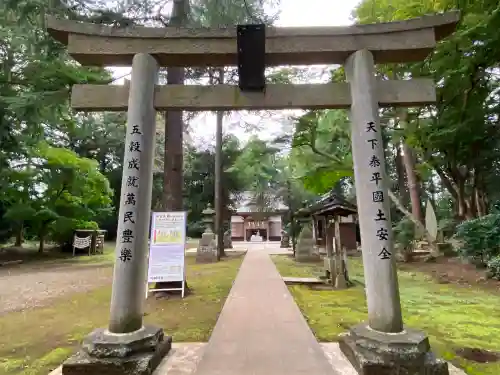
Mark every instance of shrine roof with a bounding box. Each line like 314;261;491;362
297;191;357;217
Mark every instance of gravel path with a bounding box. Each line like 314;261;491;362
0;264;113;315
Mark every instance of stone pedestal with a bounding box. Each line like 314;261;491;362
196;231;217;263
280;233;290;248
295;224;320;262
323;256;336;279
63;326;172;375
339;323;449;375
223;230;233;249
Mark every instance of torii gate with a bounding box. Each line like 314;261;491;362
46;12;459;375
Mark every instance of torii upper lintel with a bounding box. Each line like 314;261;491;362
46;11;459;67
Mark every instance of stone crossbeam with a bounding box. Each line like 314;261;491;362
46;12;459;67
71;79;436;111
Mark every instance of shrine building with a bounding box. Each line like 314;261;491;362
230;192;287;242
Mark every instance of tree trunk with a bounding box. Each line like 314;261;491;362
456;179;471;220
14;223;23;247
215;68;225;260
475;188;487;217
394;142;408;205
398;109;423;226
162;0;189;211
163;92;184;211
38;231;45;253
157;0;189;294
402;142;423;224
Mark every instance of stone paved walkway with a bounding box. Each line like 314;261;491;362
194;249;335;375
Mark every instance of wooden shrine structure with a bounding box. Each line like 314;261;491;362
45;11;460;375
296;191;358;252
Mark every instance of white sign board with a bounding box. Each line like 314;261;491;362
146;211;187;297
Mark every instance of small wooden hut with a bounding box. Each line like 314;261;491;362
296;191;359;287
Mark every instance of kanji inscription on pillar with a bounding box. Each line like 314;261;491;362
365;121;392;260
117;124;143;263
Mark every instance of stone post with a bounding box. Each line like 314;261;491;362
61;53;172;375
312;216;318;243
339;49;448;375
109;53;159;334
324;219;335;283
334;216;347;289
345;49;403;333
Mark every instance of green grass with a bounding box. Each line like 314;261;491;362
272;254;500;375
0;252;244;375
0;238;201;269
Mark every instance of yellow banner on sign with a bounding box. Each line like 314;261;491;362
153;229;182;245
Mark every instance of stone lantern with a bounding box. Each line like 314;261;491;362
202;204;215;233
197;204;217;263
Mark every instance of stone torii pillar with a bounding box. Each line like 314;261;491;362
62;53;171;375
339;49;449;375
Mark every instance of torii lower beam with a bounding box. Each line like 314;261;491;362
71;79;436;111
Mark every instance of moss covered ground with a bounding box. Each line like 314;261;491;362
272;254;500;375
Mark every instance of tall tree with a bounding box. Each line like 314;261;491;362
190;0;279;258
163;0;190;212
353;0;500;221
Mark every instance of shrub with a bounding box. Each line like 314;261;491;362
393;218;415;250
49;218;99;249
187;221;205;238
486;256;500;280
454;214;500;266
438;217;459;239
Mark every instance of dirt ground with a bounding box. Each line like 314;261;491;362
398;254;500;291
0;263;113;315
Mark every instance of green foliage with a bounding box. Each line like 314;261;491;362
50;218;99;247
301;167;352;195
393;218;416;250
353;0;500;221
486;257;500;280
15;143;115;248
228;136;282;211
3;204;36;223
289;108;354;197
454;214;500;265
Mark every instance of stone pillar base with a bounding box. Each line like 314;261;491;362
62;325;171;375
280;238;290;248
339;323;449;375
196;232;217;263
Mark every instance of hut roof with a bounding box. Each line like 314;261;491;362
296;190;357;217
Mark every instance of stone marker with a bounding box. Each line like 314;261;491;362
62;53;171;375
339;49;448;375
196;204;217;263
295;223;320;262
196;232;217;263
280;230;290;248
223;229;233;249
